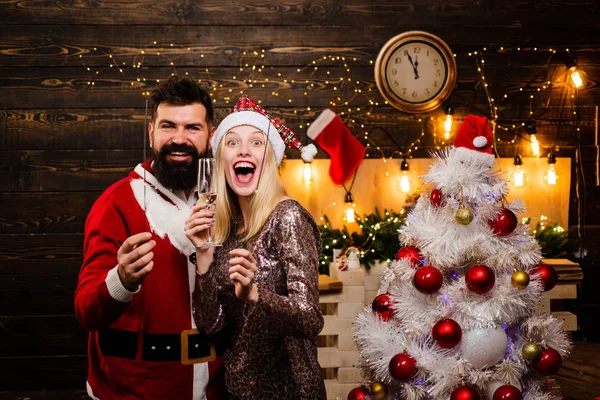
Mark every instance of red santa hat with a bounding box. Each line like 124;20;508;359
211;94;317;166
453;115;495;164
307;109;366;185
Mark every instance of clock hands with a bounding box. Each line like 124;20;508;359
407;53;420;80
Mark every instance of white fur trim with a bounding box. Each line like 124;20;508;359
86;381;101;400
192;361;209;399
454;146;495;167
132;165;196;255
211;110;285;165
105;265;139;303
473;136;488;148
300;143;317;162
307;109;336;140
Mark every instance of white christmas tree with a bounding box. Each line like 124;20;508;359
351;115;571;400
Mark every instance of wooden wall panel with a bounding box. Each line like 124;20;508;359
1;0;599;392
1;0;598;26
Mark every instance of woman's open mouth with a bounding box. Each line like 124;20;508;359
233;161;256;183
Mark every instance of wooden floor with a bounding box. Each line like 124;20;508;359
0;340;598;400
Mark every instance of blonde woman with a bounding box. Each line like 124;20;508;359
185;95;325;400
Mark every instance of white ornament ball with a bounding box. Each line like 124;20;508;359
459;326;508;369
473;136;488;148
485;380;522;400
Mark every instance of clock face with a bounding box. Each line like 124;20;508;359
375;31;456;113
385;40;448;104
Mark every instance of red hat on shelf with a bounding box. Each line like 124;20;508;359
453;115;495;165
453;115;493;154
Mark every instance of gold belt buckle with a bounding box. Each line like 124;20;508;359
181;328;216;365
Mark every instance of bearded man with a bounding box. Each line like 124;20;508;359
75;76;227;400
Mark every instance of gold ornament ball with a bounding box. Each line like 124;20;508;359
455;205;473;225
522;341;541;360
370;381;386;399
511;270;530;289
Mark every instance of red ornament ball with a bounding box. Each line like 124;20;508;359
396;246;422;268
347;386;369;400
389;352;418;382
413;265;443;294
532;264;558;291
430;188;445;207
488;208;518;236
465;264;495;295
372;293;394;321
432;318;462;348
493;385;523;400
534;347;562;375
451;385;481;400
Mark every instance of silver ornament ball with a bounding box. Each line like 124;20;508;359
459;326;508;369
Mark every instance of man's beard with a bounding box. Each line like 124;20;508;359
152;143;207;191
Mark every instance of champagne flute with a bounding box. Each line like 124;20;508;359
198;158;221;247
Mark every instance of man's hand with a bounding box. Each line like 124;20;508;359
228;249;258;303
117;232;156;291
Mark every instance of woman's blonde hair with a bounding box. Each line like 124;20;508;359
212;130;287;243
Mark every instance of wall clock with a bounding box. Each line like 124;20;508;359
374;31;457;114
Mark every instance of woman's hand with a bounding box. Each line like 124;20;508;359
228;249;259;303
185;202;215;250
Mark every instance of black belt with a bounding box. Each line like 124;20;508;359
98;328;226;364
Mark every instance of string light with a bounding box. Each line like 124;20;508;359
79;42;585;167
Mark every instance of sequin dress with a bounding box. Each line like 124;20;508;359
193;199;326;400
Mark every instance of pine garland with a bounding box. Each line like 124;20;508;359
319;213;574;275
523;217;570;258
318;208;407;274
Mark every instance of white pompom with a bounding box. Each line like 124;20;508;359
301;143;317;162
472;136;488;148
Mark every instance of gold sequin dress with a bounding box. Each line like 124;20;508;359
193;199;326;400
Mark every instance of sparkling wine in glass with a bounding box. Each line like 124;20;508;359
198;158;221;247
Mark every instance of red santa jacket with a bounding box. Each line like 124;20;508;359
75;160;227;399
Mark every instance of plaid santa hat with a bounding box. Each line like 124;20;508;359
453;115;495;165
211;94;317;165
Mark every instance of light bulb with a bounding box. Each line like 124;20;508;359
530;134;541;157
513;166;525;187
545;165;557;185
399;173;411;193
512;155;528;188
443;106;453;140
303;162;312;186
344;205;355;223
343;192;355;223
396;158;411;193
568;67;587;89
544;153;558;185
444;114;452;134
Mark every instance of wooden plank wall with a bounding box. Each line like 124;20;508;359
1;0;599;392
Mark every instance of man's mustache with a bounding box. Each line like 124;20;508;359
159;143;199;157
